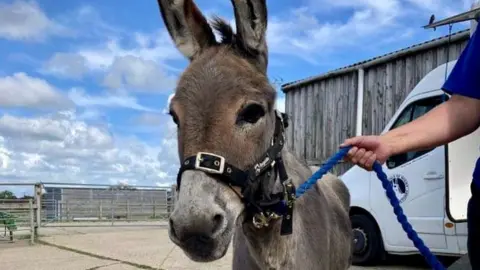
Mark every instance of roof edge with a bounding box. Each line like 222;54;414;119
281;29;470;92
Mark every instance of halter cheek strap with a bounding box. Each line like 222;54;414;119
175;111;296;236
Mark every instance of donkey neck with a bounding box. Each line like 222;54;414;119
236;157;304;268
238;218;293;269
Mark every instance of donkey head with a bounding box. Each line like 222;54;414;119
158;0;280;262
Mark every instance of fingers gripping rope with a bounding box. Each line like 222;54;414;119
295;146;446;270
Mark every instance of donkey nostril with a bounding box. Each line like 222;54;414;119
212;214;224;234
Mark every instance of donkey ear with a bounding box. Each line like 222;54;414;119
231;0;268;73
157;0;217;60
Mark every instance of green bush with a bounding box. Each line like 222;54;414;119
0;211;17;231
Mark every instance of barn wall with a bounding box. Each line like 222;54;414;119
362;40;468;137
285;72;358;175
284;34;469;176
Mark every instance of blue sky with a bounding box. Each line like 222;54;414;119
0;0;474;192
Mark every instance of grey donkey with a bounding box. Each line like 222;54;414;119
157;0;353;269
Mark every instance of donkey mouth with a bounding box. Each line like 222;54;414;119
180;234;229;262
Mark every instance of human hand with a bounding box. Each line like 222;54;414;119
340;135;393;171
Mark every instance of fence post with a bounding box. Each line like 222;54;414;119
152;200;156;219
99;201;103;220
29;199;35;245
126;200;130;220
111;189;114;226
66;201;70;221
34;184;42;235
171;184;177;210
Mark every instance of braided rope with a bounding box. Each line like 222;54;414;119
295;146;445;270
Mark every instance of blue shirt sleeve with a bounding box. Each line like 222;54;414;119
442;27;480;100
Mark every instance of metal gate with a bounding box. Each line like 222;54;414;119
40;183;175;227
0;183;37;245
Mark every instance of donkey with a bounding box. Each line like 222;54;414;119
157;0;353;269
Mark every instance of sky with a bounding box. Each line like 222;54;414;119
0;0;475;194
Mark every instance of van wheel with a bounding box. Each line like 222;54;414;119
350;214;385;265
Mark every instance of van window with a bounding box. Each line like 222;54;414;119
386;95;447;169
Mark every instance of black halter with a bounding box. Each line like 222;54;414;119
176;110;296;235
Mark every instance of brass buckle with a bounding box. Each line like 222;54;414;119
252;211;280;229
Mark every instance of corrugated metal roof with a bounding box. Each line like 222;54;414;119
281;29;470;92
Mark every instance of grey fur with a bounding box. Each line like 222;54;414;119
157;0;353;269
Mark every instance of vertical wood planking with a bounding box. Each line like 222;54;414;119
448;43;458;62
436;46;446;67
319;81;327;161
285;91;292;151
405;56;415;96
425;49;434;74
327;78;335;159
313;82;321;160
335;77;342;157
394;58;405;111
362;69;371;135
385;62;394;126
350;72;358;138
378;65;386;135
299;87;307;160
293;89;301;158
306;84;315;161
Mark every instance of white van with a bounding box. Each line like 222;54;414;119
340;60;480;265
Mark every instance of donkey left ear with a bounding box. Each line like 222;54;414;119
231;0;268;73
157;0;217;61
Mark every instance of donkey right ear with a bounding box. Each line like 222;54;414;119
157;0;217;60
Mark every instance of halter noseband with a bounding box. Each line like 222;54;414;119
175;110;296;235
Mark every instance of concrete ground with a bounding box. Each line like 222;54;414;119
0;221;465;270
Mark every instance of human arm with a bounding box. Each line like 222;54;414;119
341;95;480;170
379;94;480;155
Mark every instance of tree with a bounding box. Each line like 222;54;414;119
0;190;16;199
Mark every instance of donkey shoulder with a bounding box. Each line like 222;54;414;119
315;173;350;212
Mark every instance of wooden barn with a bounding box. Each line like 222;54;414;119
281;29;471;175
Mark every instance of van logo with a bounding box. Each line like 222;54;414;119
387;174;409;204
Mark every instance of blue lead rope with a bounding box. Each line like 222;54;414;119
295;146;445;270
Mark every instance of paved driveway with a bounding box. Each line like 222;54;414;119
0;222;463;270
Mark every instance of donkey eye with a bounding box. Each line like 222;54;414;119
236;104;265;125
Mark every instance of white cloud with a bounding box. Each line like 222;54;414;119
42;31;181;94
0;111;179;185
265;0;466;63
0;136;11;170
0;72;74;109
0;113;113;148
265;5;399;63
0;0;67;41
405;0;470;16
78;32;183;72
41;53;88;79
67;88;159;112
103;55;176;93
